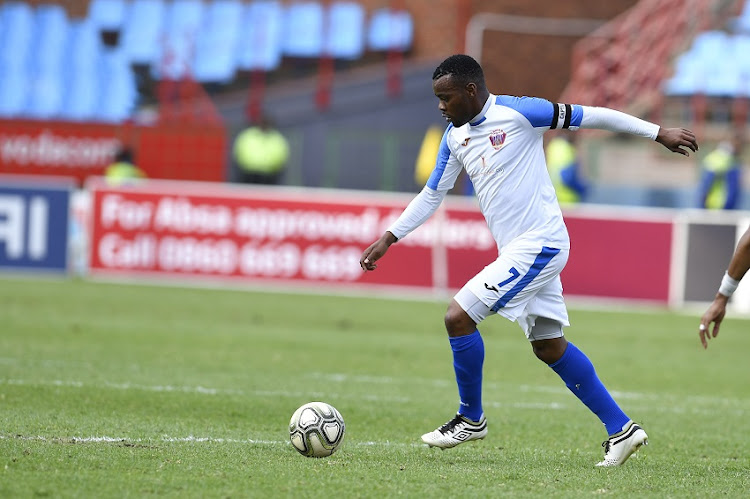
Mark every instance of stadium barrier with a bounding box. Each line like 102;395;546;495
78;178;750;311
0;119;226;185
0;174;74;273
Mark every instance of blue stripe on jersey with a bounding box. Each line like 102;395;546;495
496;95;583;128
490;246;561;311
426;124;453;190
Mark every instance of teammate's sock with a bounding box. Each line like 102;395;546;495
449;329;484;422
549;342;630;435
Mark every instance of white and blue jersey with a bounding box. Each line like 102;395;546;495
388;93;658;253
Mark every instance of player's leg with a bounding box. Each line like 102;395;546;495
421;245;564;449
420;297;488;449
523;286;648;466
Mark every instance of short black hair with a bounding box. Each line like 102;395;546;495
432;54;485;87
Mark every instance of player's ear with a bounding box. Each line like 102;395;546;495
465;81;477;97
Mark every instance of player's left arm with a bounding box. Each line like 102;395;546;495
578;106;698;156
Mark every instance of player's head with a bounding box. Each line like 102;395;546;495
432;55;489;127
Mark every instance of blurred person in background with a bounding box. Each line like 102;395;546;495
360;54;698;467
105;147;146;184
698;224;750;348
697;132;744;210
416;123;474;195
545;133;588;204
233;114;290;185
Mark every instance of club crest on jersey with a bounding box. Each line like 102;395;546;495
488;129;507;150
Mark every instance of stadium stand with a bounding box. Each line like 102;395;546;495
236;0;284;71
121;0;167;66
0;0;417;123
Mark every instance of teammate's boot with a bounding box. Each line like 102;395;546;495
421;413;487;449
595;420;648;467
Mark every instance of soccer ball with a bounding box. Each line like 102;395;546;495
288;402;345;458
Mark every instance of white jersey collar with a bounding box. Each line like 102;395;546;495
469;93;495;126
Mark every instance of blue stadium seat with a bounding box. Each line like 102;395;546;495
663;53;704;96
735;0;750;34
730;35;750;76
325;2;365;60
193;0;243;83
61;67;100;121
702;60;741;97
121;0;166;65
67;21;102;73
33;5;69;75
367;8;413;51
97;50;138;122
237;0;283;71
88;0;129;31
25;71;65;119
0;2;35;72
282;2;324;57
153;0;205;79
0;71;28;118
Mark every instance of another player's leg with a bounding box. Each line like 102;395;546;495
529;318;648;466
421;298;488;449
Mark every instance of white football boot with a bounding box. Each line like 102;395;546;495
421;413;487;449
596;420;648;467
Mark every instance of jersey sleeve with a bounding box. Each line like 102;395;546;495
495;95;584;130
425;125;462;192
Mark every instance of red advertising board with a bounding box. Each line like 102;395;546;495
88;181;437;291
562;214;673;302
0;120;226;185
87;180;675;303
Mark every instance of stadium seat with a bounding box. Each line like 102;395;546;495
67;21;102;73
237;0;283;71
663;54;704;96
367;8;413;51
325;2;365;60
193;0;243;83
0;2;35;72
0;71;28;118
61;67;100;121
734;0;750;34
88;0;129;31
25;70;65;119
702;60;742;97
153;0;205;79
33;5;70;75
97;50;138;122
121;0;166;65
282;2;324;57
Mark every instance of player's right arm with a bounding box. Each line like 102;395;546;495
360;127;461;271
699;225;750;348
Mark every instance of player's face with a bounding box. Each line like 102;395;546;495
433;75;478;127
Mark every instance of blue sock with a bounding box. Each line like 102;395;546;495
549;342;630;435
449;330;484;422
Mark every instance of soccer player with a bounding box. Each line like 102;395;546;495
359;54;698;467
699;224;750;348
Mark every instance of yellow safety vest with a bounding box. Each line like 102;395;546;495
105;162;146;185
234;127;290;175
545;137;580;204
702;147;733;210
415;125;443;185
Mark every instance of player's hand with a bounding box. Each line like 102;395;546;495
360;232;398;271
698;295;728;349
656;127;698;156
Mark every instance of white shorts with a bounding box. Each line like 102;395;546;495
454;243;570;340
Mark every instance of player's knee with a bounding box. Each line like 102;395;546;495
531;337;568;364
444;301;476;337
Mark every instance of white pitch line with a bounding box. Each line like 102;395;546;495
0;434;420;448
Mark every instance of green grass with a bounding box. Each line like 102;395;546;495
1;277;748;498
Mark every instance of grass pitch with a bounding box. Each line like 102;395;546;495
1;277;748;498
